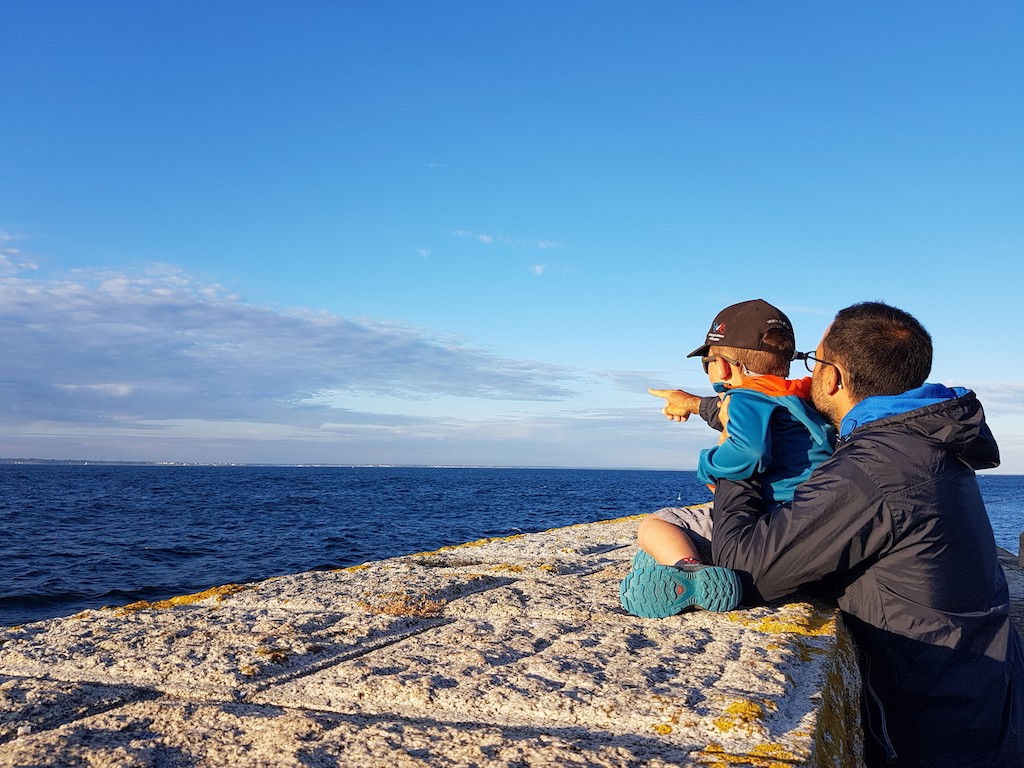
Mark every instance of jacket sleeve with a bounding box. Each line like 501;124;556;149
699;396;724;431
710;459;896;603
697;391;773;486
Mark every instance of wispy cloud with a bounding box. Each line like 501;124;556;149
596;369;682;394
966;383;1024;416
0;251;771;467
0;261;777;466
0;263;581;436
452;229;559;250
0;232;39;274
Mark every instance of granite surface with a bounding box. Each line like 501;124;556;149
2;507;1016;767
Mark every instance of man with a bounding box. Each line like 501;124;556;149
709;301;1023;767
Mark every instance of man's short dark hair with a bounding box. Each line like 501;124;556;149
824;301;932;400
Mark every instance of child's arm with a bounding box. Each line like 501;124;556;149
696;391;772;486
649;388;723;429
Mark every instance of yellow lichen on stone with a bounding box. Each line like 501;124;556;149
712;699;764;732
489;564;526;573
357;591;447;618
696;741;804;768
758;614;835;636
652;723;673;735
254;647;289;663
113;583;250;614
696;743;733;768
412;533;524;558
597;514;645;524
726;603;836;637
812;618;864;768
751;742;803;764
792;636;826;662
487;562;557;573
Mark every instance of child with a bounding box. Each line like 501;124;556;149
620;299;835;618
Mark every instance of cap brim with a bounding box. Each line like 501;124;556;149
686;344;709;358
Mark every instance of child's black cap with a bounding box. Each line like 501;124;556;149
687;299;795;358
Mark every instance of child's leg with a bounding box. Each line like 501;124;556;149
622;504;741;617
636;505;714;565
637;515;703;566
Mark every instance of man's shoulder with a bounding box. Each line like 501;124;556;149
822;430;927;490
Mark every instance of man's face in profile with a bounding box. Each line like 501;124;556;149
809;330;843;429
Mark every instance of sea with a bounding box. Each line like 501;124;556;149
1;464;1021;627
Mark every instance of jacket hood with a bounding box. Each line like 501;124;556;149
715;376;834;449
712;375;812;399
841;384;1000;470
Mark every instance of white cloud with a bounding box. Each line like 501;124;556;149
0;269;717;465
451;230;558;251
0;230;39;274
532;265;546;276
965;383;1024;416
0;263;581;438
0;258;739;467
56;383;137;397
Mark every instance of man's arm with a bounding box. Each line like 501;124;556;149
710;466;894;603
649;388;723;430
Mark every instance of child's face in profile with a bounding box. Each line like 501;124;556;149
702;354;729;387
702;351;746;391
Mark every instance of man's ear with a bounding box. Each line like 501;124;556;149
824;364;843;395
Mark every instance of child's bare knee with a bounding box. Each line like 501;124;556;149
637;514;661;536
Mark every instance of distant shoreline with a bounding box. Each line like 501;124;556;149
0;459;690;471
1;458;1021;477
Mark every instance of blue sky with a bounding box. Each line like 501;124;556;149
3;1;1023;471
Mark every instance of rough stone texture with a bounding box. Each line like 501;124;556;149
4;511;1015;767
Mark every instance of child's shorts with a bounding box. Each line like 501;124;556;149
649;502;715;563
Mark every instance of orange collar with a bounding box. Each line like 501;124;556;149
725;375;812;399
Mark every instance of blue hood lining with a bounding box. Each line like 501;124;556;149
839;384;969;438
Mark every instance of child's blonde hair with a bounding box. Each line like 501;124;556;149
711;327;794;377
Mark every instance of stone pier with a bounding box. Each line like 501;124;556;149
1;511;1020;767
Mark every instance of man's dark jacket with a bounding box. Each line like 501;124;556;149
711;387;1024;767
